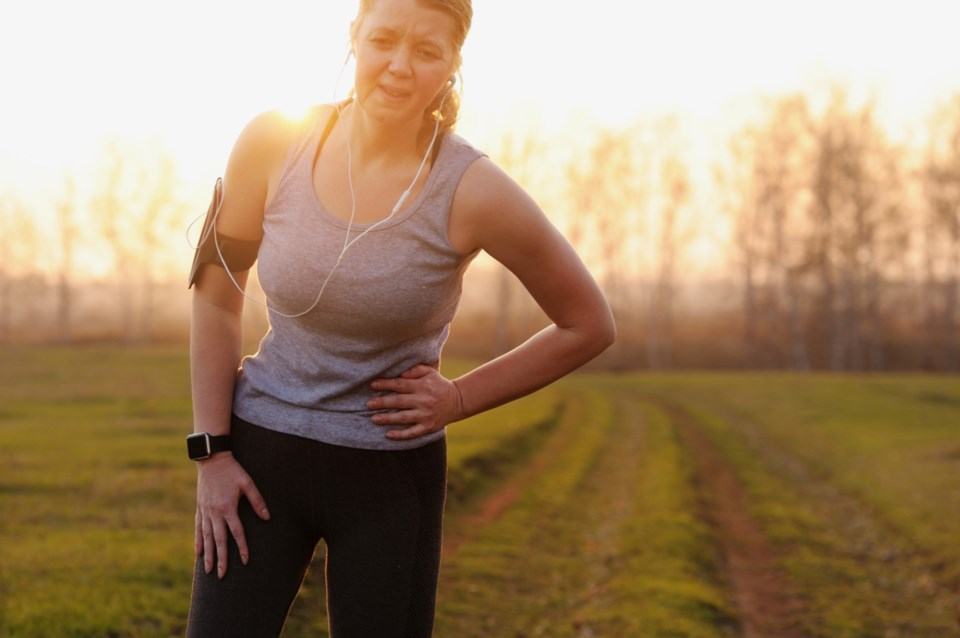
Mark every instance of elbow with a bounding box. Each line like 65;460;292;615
579;307;617;361
596;310;617;354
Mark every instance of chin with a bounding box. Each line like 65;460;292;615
358;96;423;127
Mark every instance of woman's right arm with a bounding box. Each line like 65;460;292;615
190;110;301;579
192;267;270;580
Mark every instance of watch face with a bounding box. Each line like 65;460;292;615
186;434;210;460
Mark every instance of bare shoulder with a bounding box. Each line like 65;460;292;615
217;106;332;237
449;155;548;255
228;106;327;182
455;155;530;212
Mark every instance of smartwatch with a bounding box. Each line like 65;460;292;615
186;432;232;461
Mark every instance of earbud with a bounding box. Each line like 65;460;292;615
442;76;458;103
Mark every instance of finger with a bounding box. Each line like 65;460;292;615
370;377;411;393
213;518;230;579
400;364;435;379
385;424;431;441
226;514;250;566
368;392;413;411
201;516;215;575
194;507;203;557
241;480;271;521
395;410;413;425
372;409;418;426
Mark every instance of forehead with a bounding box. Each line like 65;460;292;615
359;0;456;44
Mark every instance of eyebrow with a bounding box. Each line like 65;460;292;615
368;26;447;51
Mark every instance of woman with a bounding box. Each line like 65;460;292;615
185;0;615;635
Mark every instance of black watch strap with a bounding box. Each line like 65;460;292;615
186;432;232;461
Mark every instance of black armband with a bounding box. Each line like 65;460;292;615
188;178;262;289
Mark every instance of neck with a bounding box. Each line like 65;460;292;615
345;102;425;165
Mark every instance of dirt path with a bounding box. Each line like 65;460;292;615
439;389;808;637
661;401;805;638
437;389;650;636
440;402;580;562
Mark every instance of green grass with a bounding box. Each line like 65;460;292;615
0;347;561;637
435;381;735;637
0;346;196;638
634;373;960;636
2;349;959;637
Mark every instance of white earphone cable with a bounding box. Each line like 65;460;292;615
188;79;451;319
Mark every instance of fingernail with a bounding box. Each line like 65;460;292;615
241;554;248;565
261;507;271;519
218;567;225;578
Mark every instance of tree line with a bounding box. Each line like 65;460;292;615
720;90;960;372
483;87;960;373
0;140;190;345
2;87;959;372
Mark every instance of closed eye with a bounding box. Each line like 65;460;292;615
370;36;396;48
416;47;441;60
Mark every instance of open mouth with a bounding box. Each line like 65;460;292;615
378;84;411;100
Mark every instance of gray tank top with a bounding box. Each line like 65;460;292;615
233;108;484;450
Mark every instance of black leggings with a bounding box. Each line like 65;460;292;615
186;416;447;638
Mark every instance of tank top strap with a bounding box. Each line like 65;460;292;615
276;105;341;193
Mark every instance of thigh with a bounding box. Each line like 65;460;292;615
323;439;447;638
186;418;319;638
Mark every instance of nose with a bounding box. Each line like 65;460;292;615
388;46;413;76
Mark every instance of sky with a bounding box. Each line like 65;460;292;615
1;0;959;203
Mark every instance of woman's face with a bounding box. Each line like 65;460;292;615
352;0;457;127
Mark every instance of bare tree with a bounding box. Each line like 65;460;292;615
920;94;960;373
0;196;14;342
54;176;79;344
807;90;907;371
90;141;138;344
89;139;184;344
0;195;41;343
723;89;909;371
721;133;762;366
724;95;813;369
138;149;182;343
759;97;814;371
646;153;690;369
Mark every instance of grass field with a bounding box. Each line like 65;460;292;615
1;347;958;637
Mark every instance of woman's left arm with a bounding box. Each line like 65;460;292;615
369;156;616;440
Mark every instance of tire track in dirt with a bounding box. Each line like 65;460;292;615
660;400;805;638
440;393;590;562
442;385;809;636
437;387;654;637
718;407;960;635
565;393;649;636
